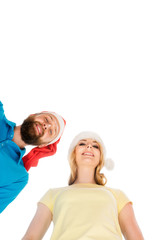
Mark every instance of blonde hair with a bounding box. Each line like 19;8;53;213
68;143;107;186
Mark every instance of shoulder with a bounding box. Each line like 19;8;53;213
105;186;132;213
0;101;4;120
49;186;68;194
0;101;3;108
41;186;68;200
0;101;16;125
105;187;127;197
39;186;68;213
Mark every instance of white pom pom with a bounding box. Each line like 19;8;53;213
105;158;114;170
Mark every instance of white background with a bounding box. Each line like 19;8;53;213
0;1;168;239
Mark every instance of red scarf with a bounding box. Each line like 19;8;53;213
22;139;60;171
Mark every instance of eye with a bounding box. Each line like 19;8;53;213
45;117;49;122
49;129;52;135
79;143;85;146
93;145;99;149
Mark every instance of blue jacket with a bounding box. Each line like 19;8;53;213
0;101;29;213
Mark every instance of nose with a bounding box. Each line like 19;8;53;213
86;144;92;149
43;122;51;130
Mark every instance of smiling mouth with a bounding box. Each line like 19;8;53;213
34;123;42;136
82;152;94;157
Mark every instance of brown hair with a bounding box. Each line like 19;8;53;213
68;143;107;185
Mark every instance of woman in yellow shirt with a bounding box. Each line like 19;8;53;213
22;131;144;240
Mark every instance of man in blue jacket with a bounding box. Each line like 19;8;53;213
0;101;65;213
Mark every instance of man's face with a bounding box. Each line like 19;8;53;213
21;112;60;146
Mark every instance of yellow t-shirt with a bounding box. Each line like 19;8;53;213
39;183;131;240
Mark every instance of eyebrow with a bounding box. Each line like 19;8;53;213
48;115;57;136
49;115;53;121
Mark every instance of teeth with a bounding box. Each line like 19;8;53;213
36;124;41;135
83;153;93;156
38;126;41;134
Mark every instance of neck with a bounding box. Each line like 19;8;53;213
12;126;27;149
74;167;96;184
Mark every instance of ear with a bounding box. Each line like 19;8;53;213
38;144;48;148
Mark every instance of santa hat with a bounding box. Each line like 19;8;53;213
68;131;114;170
22;112;66;171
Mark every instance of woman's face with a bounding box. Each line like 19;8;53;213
75;138;101;169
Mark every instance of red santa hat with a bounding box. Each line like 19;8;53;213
22;112;66;171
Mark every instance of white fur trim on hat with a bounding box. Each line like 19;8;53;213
68;131;114;170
